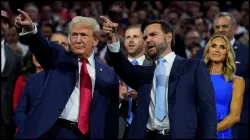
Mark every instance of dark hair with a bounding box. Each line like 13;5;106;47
214;12;236;26
22;51;36;81
141;19;175;50
48;31;68;41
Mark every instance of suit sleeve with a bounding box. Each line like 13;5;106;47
19;27;66;70
195;60;217;138
104;71;119;138
107;48;140;90
13;76;32;127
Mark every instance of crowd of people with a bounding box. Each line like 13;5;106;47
1;1;248;139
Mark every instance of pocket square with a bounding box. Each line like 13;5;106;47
235;61;241;64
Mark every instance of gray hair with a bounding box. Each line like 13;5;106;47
68;16;100;45
214;12;236;26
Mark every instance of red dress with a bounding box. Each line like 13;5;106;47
13;75;26;111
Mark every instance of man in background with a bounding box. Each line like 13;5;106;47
119;24;152;139
1;9;22;139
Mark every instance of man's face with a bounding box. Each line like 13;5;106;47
50;34;69;51
5;27;19;44
1;18;9;38
124;28;144;57
213;16;235;40
185;31;200;50
70;25;98;58
25;6;38;21
41;26;53;39
143;23;170;60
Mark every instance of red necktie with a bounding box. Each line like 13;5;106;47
78;58;92;134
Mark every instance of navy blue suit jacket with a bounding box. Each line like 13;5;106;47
108;49;217;139
196;40;249;124
14;71;46;127
15;31;119;139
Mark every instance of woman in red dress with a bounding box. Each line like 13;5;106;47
12;53;43;111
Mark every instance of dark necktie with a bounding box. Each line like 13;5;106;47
127;59;138;124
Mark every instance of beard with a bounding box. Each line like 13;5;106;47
145;41;167;61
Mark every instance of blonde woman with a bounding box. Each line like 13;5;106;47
203;35;245;139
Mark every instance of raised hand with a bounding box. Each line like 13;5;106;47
15;9;34;32
100;15;118;43
119;81;127;100
127;89;138;99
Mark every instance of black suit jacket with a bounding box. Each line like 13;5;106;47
1;44;22;124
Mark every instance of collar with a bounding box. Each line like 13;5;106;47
230;38;235;46
155;52;176;65
78;51;95;67
1;39;5;47
128;55;145;66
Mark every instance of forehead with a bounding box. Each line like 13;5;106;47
51;34;67;41
211;37;227;44
143;23;162;34
214;17;232;25
125;28;142;36
71;26;94;33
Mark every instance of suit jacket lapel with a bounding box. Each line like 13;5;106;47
168;55;186;100
91;58;102;112
2;46;14;77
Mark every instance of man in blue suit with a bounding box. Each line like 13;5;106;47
14;9;119;139
14;31;69;130
101;16;217;139
13;71;46;128
196;12;249;139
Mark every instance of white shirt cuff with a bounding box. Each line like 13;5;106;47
19;23;38;36
107;40;120;53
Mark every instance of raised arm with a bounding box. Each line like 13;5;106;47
195;60;217;138
15;9;64;69
216;76;245;133
100;16;140;90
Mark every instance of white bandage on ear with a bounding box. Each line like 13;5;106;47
68;34;71;45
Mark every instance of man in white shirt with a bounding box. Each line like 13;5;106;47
101;16;217;139
14;9;119;139
118;24;153;139
1;9;22;139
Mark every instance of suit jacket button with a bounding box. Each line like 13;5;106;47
59;108;63;112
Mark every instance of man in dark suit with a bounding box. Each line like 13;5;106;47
14;31;69;129
118;24;153;139
14;9;119;139
195;12;249;139
101;16;217;139
13;71;46;128
1;9;22;139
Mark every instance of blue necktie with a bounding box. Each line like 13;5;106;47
127;59;138;124
155;58;166;121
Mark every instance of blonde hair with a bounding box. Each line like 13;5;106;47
203;35;236;82
68;16;100;45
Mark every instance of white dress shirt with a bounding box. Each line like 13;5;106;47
128;55;145;66
60;53;96;122
19;24;96;122
1;40;6;73
230;38;235;47
108;41;176;130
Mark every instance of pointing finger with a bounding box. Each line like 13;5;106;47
17;9;29;19
100;15;112;24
